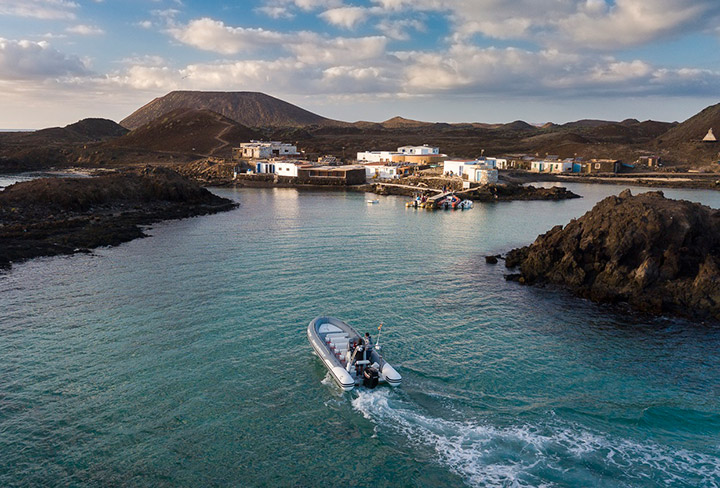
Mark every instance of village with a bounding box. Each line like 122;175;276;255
225;140;669;190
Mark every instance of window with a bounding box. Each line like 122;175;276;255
595;163;601;169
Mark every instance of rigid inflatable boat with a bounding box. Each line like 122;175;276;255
307;316;402;391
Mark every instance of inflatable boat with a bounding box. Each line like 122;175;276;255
307;316;402;391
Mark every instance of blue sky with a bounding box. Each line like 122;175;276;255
1;0;719;128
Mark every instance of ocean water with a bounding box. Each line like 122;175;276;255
1;182;720;487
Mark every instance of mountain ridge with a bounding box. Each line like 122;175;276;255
120;91;345;129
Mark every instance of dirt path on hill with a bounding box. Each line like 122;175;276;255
207;121;234;156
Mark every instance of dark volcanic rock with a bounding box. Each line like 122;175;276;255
469;184;580;202
505;189;720;321
0;167;237;268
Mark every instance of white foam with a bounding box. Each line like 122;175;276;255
352;390;720;487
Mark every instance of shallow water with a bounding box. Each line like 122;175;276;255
1;182;719;487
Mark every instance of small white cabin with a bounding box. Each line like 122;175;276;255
357;151;399;163
397;145;439;155
363;163;399;180
443;159;479;176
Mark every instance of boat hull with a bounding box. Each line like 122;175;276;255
307;316;401;391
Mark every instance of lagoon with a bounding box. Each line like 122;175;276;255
1;182;719;487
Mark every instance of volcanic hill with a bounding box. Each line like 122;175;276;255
108;108;262;157
120;91;342;129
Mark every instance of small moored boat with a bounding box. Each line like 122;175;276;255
307;316;402;391
367;199;379;204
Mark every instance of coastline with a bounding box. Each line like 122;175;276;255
0;167;237;269
503;170;720;190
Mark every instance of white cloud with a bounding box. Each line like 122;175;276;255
167;18;289;54
376;18;425;40
136;20;153;29
399;43;720;97
0;38;89;80
287;34;387;64
254;6;294;19
119;55;168;67
289;0;342;11
319;6;368;29
372;0;720;50
66;24;104;36
113;65;180;90
556;0;719;50
167;17;388;66
0;0;78;20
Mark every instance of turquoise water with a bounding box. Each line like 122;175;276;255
1;183;720;487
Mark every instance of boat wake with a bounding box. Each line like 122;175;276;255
352;390;720;487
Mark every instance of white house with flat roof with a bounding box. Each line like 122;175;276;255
444;160;480;176
357;150;399;163
363;162;400;180
236;141;299;159
471;167;498;184
274;160;314;177
530;160;573;173
397;145;439;155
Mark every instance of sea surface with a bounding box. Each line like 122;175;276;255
1;181;720;487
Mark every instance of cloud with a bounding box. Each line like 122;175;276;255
399;43;720;98
113;65;180;90
0;0;78;20
167;18;289;54
369;0;720;50
0;38;90;80
287;0;342;10
376;18;425;40
254;6;294;19
66;24;104;36
167;17;388;66
319;6;368;29
287;34;387;64
556;0;720;50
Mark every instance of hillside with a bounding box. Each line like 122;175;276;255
657;103;720;145
0;118;129;172
0;118;127;145
109;108;262;157
120;91;342;129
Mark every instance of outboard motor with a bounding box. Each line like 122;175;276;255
363;366;379;389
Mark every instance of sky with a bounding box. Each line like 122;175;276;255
1;0;719;129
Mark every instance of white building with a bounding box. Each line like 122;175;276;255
274;160;313;177
237;141;299;159
443;160;481;177
255;161;276;174
444;160;498;184
472;167;499;184
483;158;507;169
363;162;400;180
530;160;573;173
495;159;513;170
357;150;399;163
397;145;439;155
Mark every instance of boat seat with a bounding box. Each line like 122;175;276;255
318;323;342;334
325;333;348;342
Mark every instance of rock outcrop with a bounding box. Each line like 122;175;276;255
0;167;237;268
505;190;720;320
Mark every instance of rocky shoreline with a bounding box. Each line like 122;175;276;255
503;190;720;321
370;181;580;201
0;167;237;268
